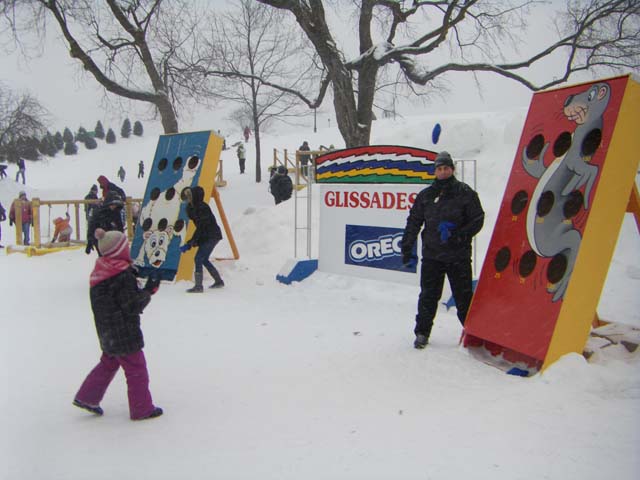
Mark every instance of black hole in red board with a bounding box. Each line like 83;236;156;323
563;191;583;219
581;128;602;157
150;188;161;201
142;218;153;232
157;218;168;231
173;157;183;171
165;187;176;201
174;219;185;233
553;131;572;157
536;190;554;217
158;158;168;171
525;134;545;160
494;247;511;273
519;250;537;278
511;190;528;215
547;253;568;284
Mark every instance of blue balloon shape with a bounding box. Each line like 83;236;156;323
431;123;442;144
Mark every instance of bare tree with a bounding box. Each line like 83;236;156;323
1;0;207;134
256;0;640;147
0;83;49;161
195;0;317;182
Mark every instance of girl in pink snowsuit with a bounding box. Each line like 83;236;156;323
73;228;162;420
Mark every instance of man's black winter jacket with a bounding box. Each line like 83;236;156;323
401;176;484;263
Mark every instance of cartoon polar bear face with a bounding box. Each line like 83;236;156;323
143;226;174;268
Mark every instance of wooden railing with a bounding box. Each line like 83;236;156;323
272;148;325;185
11;197;142;248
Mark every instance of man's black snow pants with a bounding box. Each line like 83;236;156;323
414;257;473;338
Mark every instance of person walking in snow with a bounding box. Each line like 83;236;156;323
138;161;144;179
0;201;6;248
237;143;246;174
73;228;163;420
401;151;484;349
9;191;32;245
15;158;26;185
86;191;125;255
243;126;251;143
179;186;224;293
269;165;293;205
117;166;126;183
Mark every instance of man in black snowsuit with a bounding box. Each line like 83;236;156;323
401;151;484;349
85;191;125;255
269;166;293;205
180;186;224;292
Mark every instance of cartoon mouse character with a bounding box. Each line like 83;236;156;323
522;82;610;302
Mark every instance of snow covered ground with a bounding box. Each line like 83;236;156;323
1;109;639;480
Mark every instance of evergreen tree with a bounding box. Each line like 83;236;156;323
39;136;49;155
45;133;57;156
63;127;74;144
76;126;88;143
106;128;116;144
54;132;64;151
84;136;98;150
133;120;144;137
121;118;132;138
94;120;105;139
19;137;40;160
64;140;78;155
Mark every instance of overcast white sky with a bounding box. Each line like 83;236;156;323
0;1;605;133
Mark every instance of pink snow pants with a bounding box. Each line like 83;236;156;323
75;350;156;420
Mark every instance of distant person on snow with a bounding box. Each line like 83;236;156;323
86;191;125;255
243;126;251;143
51;212;73;243
15;158;26;185
84;184;100;221
117;166;126;182
179;186;225;293
9;191;32;245
73;227;163;420
298;140;311;178
269;166;293;205
138;161;144;179
0;201;6;248
237;143;246;174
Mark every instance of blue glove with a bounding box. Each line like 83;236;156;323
438;221;456;243
402;253;418;269
179;243;192;253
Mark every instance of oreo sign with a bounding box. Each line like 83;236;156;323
345;225;417;272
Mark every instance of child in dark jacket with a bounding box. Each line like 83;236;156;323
74;228;162;420
179;186;224;292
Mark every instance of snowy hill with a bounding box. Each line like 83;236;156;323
1;109;639;480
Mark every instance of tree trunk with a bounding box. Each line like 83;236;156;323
156;96;179;134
